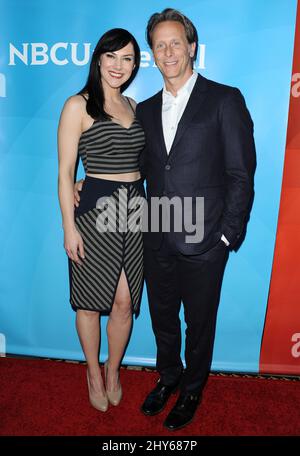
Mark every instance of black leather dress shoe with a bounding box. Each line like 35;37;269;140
141;379;180;416
163;393;201;431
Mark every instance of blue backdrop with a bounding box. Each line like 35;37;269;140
0;0;297;372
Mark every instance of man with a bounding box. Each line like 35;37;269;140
74;8;256;431
135;8;255;431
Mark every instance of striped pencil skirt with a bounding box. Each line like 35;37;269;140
68;175;145;315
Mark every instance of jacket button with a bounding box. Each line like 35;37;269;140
165;164;171;171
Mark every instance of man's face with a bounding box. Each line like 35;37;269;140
151;20;196;83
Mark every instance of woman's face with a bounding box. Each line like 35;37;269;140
99;42;135;90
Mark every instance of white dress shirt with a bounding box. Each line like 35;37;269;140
161;70;230;247
162;70;198;154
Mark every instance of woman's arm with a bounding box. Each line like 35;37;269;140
57;95;85;264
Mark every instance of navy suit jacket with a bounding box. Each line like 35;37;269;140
136;73;256;254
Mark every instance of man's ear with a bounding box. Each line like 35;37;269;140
189;42;196;58
151;51;158;67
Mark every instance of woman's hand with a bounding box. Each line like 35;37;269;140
74;179;85;207
64;227;85;265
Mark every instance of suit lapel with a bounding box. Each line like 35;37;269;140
151;74;209;160
152;91;168;159
169;74;208;156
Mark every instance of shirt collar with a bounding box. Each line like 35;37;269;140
162;70;198;104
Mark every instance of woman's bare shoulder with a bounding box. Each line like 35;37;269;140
62;94;87;115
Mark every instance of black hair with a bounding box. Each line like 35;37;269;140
77;28;140;120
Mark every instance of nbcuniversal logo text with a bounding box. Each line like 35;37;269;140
8;42;207;69
0;73;6;97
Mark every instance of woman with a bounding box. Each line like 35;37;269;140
57;28;145;412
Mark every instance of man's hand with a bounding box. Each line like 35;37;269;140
74;178;84;207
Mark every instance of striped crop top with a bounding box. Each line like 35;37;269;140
78;96;145;174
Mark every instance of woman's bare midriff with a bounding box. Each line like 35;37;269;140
86;171;141;182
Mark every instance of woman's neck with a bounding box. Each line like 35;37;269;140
102;82;123;104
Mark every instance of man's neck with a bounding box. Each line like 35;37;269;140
163;69;194;96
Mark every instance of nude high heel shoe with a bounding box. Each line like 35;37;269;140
86;370;109;412
104;360;122;406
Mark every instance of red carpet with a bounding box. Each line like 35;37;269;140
0;357;299;436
